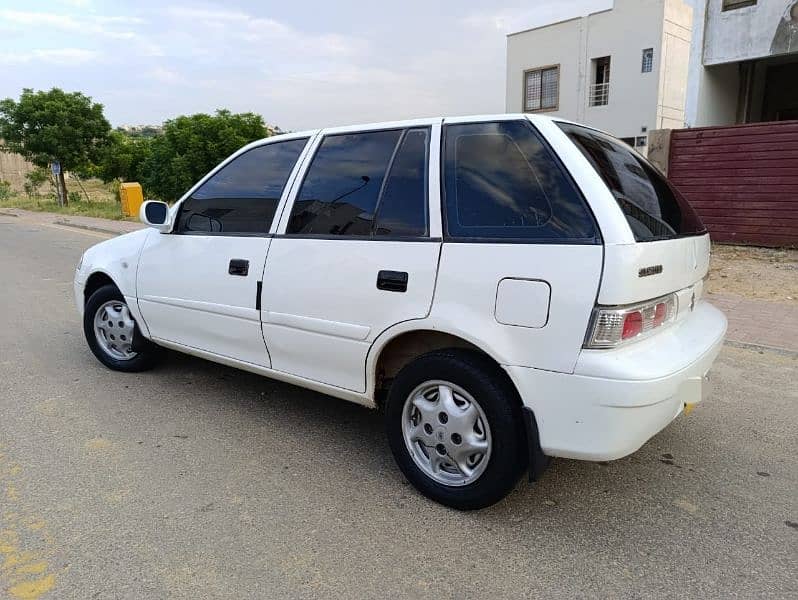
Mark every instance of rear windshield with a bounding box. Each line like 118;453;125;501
558;123;706;241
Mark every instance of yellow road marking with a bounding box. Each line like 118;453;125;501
8;574;55;599
1;450;58;599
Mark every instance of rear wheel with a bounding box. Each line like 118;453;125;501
385;349;527;510
83;284;161;372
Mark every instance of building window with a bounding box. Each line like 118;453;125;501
523;66;559;112
722;0;756;10
589;56;611;107
641;48;654;73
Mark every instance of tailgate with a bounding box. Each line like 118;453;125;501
599;234;710;305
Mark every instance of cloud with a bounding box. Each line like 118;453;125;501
147;66;186;85
164;5;366;60
0;48;99;65
461;0;613;35
0;9;142;39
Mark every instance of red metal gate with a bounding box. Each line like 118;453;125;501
668;121;798;247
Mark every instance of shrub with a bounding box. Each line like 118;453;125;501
0;180;11;201
68;191;82;205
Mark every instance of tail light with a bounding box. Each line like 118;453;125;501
584;293;677;349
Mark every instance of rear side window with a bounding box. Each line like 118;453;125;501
442;120;598;242
558;123;706;241
288;128;429;237
176;138;308;235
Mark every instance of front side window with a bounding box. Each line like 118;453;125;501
287;128;429;237
442;120;598;242
176;138;308;235
558;122;705;241
524;66;559;112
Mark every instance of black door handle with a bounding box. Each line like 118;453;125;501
228;259;249;276
377;270;408;292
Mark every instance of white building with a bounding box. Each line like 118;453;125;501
686;0;798;126
505;0;693;151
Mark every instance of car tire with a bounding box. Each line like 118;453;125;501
83;284;162;372
385;349;528;510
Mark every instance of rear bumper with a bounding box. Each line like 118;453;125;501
506;301;727;461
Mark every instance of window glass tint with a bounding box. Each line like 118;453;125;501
557;123;705;241
374;129;428;237
288;130;402;236
177;138;307;234
443;120;597;241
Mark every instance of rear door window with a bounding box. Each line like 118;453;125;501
557;122;705;241
176;137;308;235
288;128;429;238
442;120;598;242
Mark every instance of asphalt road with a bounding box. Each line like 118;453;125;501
1;214;796;599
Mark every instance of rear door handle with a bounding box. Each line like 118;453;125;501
228;259;249;276
377;270;408;292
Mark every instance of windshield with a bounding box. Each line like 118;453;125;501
558;122;706;241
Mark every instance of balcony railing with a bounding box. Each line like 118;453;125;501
589;82;610;107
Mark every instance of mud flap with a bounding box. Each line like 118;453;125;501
522;406;552;482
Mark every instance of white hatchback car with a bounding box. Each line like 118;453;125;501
75;114;726;509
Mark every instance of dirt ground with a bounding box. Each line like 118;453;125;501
707;244;798;303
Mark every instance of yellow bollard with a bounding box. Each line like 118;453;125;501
119;182;144;217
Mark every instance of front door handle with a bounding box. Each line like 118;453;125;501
228;259;249;276
377;270;408;292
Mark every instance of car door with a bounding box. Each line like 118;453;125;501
136;135;311;366
261;122;442;392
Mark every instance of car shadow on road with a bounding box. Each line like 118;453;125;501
144;350;705;520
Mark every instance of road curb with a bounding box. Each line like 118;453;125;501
52;219;130;236
0;210;19;217
724;339;798;357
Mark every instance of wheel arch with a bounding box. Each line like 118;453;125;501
83;270;119;304
81;268;151;339
366;322;509;405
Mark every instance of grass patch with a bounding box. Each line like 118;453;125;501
0;195;131;220
0;178;135;221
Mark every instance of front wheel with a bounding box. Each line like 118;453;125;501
83;284;161;372
385;349;527;510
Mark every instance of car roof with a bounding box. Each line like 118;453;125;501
249;113;569;147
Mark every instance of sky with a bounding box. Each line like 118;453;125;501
0;0;613;131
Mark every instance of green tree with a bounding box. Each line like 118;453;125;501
0;88;111;205
141;110;269;201
92;130;152;184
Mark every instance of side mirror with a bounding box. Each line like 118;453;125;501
139;200;172;233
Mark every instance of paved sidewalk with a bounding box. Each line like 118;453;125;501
0;207;143;236
708;292;798;353
2;207;795;353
